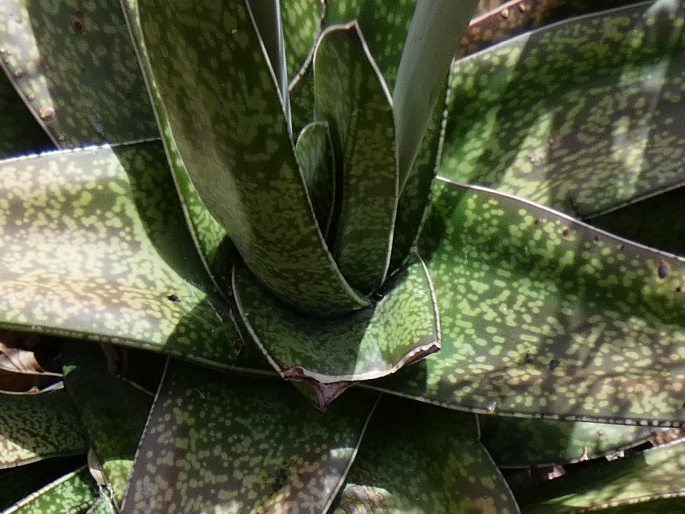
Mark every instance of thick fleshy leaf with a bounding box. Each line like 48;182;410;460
373;180;685;424
4;466;99;514
0;143;239;366
294;121;335;236
0;0;157;147
393;0;479;185
233;254;439;405
440;1;685;217
0;390;86;469
333;396;519;513
289;58;316;136
518;440;685;513
137;0;367;315
0;69;53;158
121;360;378;513
480;416;657;467
62;344;153;502
314;22;397;292
84;497;117;514
282;0;322;81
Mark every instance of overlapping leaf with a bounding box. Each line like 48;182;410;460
374;180;685;424
0;143;239;366
440;0;685;218
121;360;378;513
282;0;322;80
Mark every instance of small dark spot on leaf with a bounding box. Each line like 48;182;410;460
676;286;682;293
533;218;540;225
658;260;670;279
562;228;570;237
166;294;180;302
593;234;600;242
71;17;84;33
618;244;625;251
549;359;560;371
272;467;287;492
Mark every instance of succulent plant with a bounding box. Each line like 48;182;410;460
1;0;685;512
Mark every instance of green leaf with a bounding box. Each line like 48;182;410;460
440;1;685;218
282;0;322;80
0;143;239;366
294;121;335;236
332;396;519;514
121;360;379;513
84;497;117;514
373;180;685;424
314;22;397;292
518;440;685;513
0;0;157;147
480;416;657;467
136;0;367;314
62;344;153;502
233;254;439;407
3;466;98;514
393;0;479;186
0;69;54;158
289;59;316;136
0;390;86;469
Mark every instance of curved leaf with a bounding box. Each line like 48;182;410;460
333;396;519;514
282;0;322;81
314;22;397;292
0;143;239;366
121;360;378;513
440;0;685;218
373;180;685;424
233;254;439;406
137;0;367;314
0;0;157;147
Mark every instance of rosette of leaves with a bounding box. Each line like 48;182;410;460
1;0;685;512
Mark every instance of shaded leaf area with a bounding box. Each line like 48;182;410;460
0;332;63;393
0;143;239;366
289;60;316;137
233;255;438;401
138;0;367;315
0;389;86;469
282;0;322;80
0;0;157;147
480;416;656;467
4;466;98;514
460;0;650;57
0;456;85;510
518;440;685;513
373;180;685;424
121;360;378;514
84;497;117;514
332;396;518;514
0;68;53;158
440;1;685;218
326;0;416;90
314;23;397;293
596;497;685;513
120;0;232;291
589;186;685;258
62;344;153;502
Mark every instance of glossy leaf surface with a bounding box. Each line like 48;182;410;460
333;397;519;514
375;180;685;424
0;0;157;147
121;360;378;514
440;1;685;217
0;143;239;366
314;22;397;292
138;0;367;314
233;255;439;401
0;390;86;469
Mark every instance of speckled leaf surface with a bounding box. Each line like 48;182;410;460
314;23;397;293
119;0;232;289
519;440;685;513
138;0;367;315
295;121;335;236
62;344;153;502
0;69;53;158
121;360;378;514
0;0;157;147
0;143;239;366
282;0;321;80
233;254;439;391
289;60;316;136
373;180;685;424
440;1;685;218
480;416;656;467
4;466;98;514
84;497;116;514
0;390;86;469
332;396;519;514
